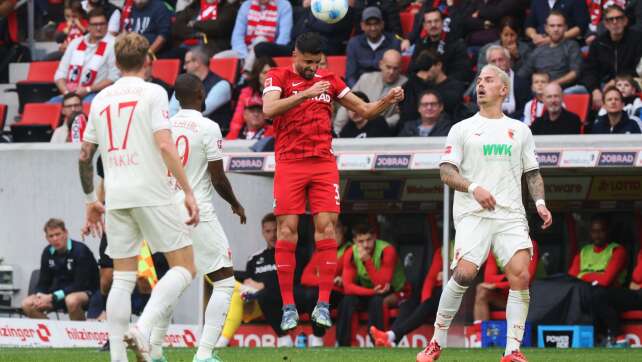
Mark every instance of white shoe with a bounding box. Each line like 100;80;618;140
124;326;152;362
308;335;324;347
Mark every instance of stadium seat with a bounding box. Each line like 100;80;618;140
0;104;6;132
209;58;238;84
152;59;180;86
563;94;590;124
15;61;61;113
621;310;642;319
400;12;415;38
18;103;62;129
25;61;60;82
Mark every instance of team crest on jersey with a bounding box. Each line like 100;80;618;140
444;145;452;154
508;129;515;140
162;110;169;120
265;77;272;88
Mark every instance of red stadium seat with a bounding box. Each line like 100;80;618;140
83;103;91;116
152;59;180;86
15;61;61;113
400;12;415;38
25;61;60;82
563;94;590;124
326;56;347;79
621;310;642;320
0;104;7;132
209;58;238;84
19;103;62;129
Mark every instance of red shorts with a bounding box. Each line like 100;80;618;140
273;157;340;215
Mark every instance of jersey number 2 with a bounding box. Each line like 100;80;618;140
100;101;138;152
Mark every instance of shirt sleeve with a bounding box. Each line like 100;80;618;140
275;0;292;45
342;248;376;296
108;10;120;34
83;105;98;144
149;87;171;132
440;124;463;167
263;68;284;95
332;73;350;100
421;248;442;302
203;80;232;116
204;122;224;162
521;125;539;173
231;2;250;57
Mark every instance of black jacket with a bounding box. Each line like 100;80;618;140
525;0;589;35
400;75;466;122
531;109;582;135
581;29;642;91
590;112;642;134
291;7;355;55
36;240;99;298
412;37;472;83
352;0;402;36
398;114;453;137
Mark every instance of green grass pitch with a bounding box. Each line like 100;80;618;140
1;348;642;362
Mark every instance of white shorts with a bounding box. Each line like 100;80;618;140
105;203;192;259
190;216;233;275
451;215;533;270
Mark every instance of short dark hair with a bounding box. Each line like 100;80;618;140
603;86;623;100
413;50;441;72
424;7;443;20
295;32;325;55
614;74;640;92
604;4;626;17
352;91;370;103
532;70;550;81
418;89;443;107
87;7;107;21
498;16;521;35
590;213;611;228
547;10;567;24
63;91;82;103
261;213;276;226
44;218;66;232
174;73;204;105
352;223;377;237
187;45;211;66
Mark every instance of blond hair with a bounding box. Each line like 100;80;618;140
480;64;511;96
115;33;150;72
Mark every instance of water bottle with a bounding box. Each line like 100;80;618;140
295;333;307;348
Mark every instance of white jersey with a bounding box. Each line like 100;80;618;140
170;109;224;222
440;113;539;221
84;76;174;210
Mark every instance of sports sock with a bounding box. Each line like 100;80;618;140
431;278;468;347
136;266;193;339
387;331;395;344
505;289;530;356
107;271;136;362
196;276;235;359
275;240;297;305
315;239;338;304
149;297;181;360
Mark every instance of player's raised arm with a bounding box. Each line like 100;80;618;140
338;86;404;120
262;81;330;118
208;159;246;224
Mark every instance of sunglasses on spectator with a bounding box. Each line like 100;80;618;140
605;15;625;23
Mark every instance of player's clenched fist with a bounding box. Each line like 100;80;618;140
385;86;404;103
301;81;330;99
472;186;496;211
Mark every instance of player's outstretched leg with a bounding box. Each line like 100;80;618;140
275;238;298;330
107;270;137;362
311;238;337;328
417;261;476;362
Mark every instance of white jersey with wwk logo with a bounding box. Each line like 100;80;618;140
84;76;174;210
440;113;539;222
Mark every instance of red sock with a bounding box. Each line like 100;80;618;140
275;240;297;306
315;238;338;304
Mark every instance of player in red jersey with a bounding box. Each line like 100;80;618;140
262;32;404;331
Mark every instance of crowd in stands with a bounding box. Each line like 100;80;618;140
2;0;642;141
22;212;642;347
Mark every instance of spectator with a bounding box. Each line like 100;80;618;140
584;0;626;44
401;50;465;122
461;0;528;47
398;90;453;137
339;91;392;138
49;1;88;60
172;0;238;55
592;247;642;346
334;49;407;132
522;71;550;126
169;45;233;130
474;241;539;322
123;0;173;58
143;52;172;96
568;214;627;287
582;5;642;110
219;0;292;73
50;92;86;143
473;45;530;119
227;56;276;139
52;8;118;104
525;0;590;45
254;0;354;58
518;11;584;92
336;224;409;346
353;0;401;36
613;74;642;127
370;247;445;347
236;95;274;140
590;87;642;133
83;0;121;36
411;8;471;83
531;83;582;135
21;218;99;321
345;7;400;87
402;1;466;53
476;16;531;73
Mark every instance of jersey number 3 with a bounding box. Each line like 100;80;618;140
100;101;138;152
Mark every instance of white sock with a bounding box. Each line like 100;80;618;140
277;335;293;347
505;289;530;356
107;271;137;362
215;336;229;347
149;295;181;360
136;266;193;339
387;331;395;344
196;276;235;359
432;278;468;347
308;335;324;347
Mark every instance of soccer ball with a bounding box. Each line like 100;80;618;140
311;0;349;24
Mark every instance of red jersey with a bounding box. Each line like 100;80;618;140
263;66;350;161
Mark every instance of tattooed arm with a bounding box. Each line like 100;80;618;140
78;142;98;194
439;163;472;193
524;169;545;202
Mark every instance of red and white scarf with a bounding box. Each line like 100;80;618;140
68;113;87;143
245;0;278;45
587;0;626;31
67;38;108;91
120;0;134;31
197;0;219;21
